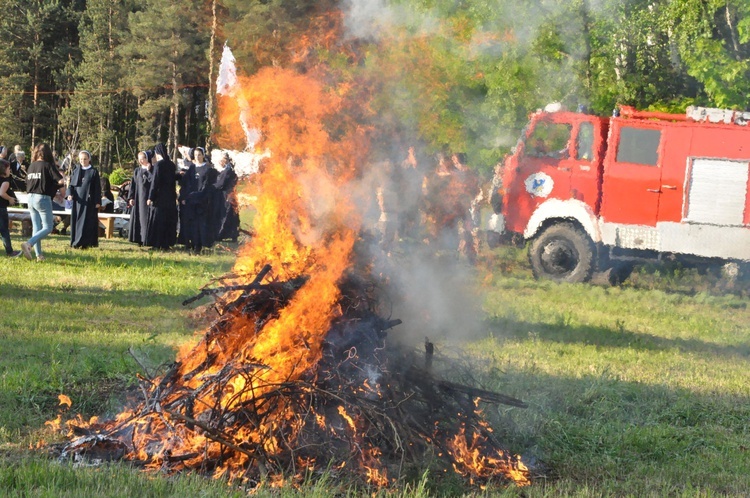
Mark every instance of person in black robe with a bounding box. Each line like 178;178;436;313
179;147;217;253
67;150;101;249
176;150;193;247
9;150;27;192
127;150;154;246
147;143;178;250
213;152;240;242
100;176;115;214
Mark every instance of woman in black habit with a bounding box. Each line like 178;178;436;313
100;176;115;214
127;150;154;246
67;150;101;249
179;147;217;253
213;152;240;242
147;143;178;250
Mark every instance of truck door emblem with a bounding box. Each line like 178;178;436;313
525;172;554;197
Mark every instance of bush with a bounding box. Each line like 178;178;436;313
109;167;129;187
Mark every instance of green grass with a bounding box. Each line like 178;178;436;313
467;246;750;496
1;229;749;497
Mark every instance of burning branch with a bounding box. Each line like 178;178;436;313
55;263;530;489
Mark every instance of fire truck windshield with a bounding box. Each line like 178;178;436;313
524;121;571;159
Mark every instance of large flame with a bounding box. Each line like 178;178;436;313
53;5;530;490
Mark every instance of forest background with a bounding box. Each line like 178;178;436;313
0;0;748;176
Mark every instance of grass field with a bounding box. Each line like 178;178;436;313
0;227;748;497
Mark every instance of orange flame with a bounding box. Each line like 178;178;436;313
58;394;72;408
54;4;531;490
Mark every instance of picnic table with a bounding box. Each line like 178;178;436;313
7;193;130;239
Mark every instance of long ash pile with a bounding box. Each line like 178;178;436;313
57;253;530;488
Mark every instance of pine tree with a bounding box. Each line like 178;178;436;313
0;0;28;147
62;0;133;171
7;0;81;150
119;0;210;153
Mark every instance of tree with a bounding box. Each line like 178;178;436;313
670;0;750;109
0;0;82;150
119;0;210;153
62;0;133;171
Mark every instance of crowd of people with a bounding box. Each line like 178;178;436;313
0;142;241;261
0;138;484;263
373;146;484;264
124;145;240;253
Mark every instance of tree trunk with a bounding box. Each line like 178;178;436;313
170;60;179;153
206;0;218;149
579;0;593;104
31;56;39;151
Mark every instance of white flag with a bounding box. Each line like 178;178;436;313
215;43;261;150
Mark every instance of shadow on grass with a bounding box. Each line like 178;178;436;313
4;281;206;312
484;366;750;495
484;316;750;360
0;329;181;433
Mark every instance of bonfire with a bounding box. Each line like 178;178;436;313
50;7;530;492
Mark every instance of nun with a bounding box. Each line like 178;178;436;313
179;146;217;253
127;150;154;246
213;152;240;242
67;150;101;249
147;143;178;250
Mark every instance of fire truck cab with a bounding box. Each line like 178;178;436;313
490;105;750;283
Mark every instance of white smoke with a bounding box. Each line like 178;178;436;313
210;149;269;178
342;0;438;41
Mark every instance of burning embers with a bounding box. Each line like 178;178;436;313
50;54;529;490
55;258;529;489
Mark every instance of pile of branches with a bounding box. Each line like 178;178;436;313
55;263;530;488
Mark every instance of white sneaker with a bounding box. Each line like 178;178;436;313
20;242;33;261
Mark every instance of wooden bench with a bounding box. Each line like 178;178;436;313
7;210;32;237
7;207;130;239
97;212;131;239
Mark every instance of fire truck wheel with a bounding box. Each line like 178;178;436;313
529;223;595;283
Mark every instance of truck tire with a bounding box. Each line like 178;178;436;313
529;222;595;283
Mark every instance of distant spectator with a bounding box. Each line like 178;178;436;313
375;160;400;253
100;176;114;214
179;147;216;253
60;148;78;176
51;167;70;236
9;150;27;192
422;152;455;247
147;143;178;250
7;144;22;163
127;150;154;246
67;150;101;249
451;152;481;264
0;159;20;257
213;152;240;242
20;143;64;261
397;145;425;242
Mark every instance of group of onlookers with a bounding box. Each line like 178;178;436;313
374;146;483;264
1;138;483;263
124;145;240;253
0;142;241;261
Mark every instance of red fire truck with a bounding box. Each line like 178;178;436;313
488;104;750;283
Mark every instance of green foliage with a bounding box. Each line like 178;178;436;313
118;0;210;151
108;167;129;186
60;0;133;171
669;0;750;109
0;0;748;174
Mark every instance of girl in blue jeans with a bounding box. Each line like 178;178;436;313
20;143;63;261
